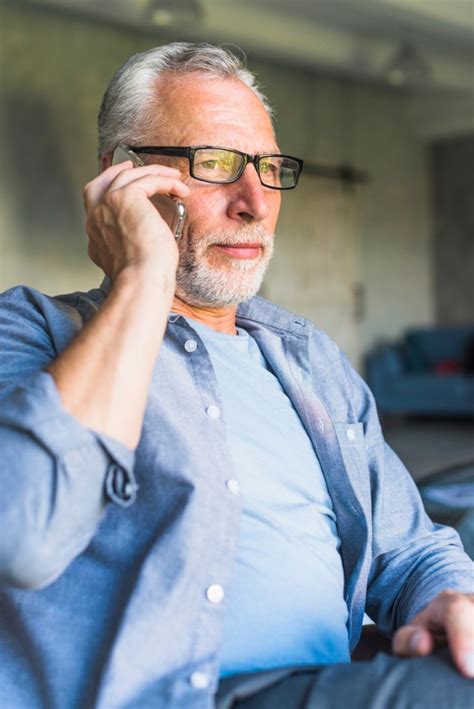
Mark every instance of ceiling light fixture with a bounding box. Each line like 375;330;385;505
146;0;203;28
385;40;431;86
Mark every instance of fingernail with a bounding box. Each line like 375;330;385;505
409;630;424;653
463;651;474;678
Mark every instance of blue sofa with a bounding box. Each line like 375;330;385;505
365;326;474;416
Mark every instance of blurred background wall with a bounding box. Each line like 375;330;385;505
0;0;473;372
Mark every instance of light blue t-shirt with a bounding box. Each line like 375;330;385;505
186;318;350;677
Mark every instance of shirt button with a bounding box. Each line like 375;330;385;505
346;427;356;441
226;479;240;495
206;405;221;419
206;584;225;604
184;339;197;353
189;671;210;689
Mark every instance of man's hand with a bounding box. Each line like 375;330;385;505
83;161;190;282
48;161;191;448
392;590;474;678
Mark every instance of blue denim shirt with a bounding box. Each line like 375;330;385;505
0;280;472;709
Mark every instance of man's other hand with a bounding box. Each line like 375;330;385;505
392;590;474;678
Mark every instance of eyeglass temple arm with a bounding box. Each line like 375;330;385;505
130;146;190;157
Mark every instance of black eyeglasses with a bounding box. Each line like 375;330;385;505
127;145;303;190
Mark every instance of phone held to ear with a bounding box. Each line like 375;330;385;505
112;146;186;240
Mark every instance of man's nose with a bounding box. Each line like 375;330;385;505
226;163;271;224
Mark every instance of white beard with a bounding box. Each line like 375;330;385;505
175;223;274;307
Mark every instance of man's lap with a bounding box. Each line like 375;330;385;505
215;648;473;709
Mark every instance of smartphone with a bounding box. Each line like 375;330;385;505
112;145;186;240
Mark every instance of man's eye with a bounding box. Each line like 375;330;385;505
260;161;280;180
260;161;278;175
200;160;220;170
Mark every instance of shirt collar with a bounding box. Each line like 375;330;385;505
99;276;308;337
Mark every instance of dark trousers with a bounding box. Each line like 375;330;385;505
216;649;473;708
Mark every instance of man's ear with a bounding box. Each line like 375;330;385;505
99;152;114;173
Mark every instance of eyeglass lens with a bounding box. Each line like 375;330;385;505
193;148;299;188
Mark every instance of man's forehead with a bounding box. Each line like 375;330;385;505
152;74;277;150
159;73;267;111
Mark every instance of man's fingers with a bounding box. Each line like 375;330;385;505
392;625;434;657
421;590;474;679
393;592;474;679
442;593;474;678
83;161;134;210
83;163;183;210
104;174;190;203
107;163;182;192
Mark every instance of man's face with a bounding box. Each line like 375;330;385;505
148;75;282;307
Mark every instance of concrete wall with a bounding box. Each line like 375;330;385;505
0;5;152;293
1;3;460;367
431;135;474;324
257;64;436;357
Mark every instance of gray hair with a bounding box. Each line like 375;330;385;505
97;42;273;158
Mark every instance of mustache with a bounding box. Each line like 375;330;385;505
200;225;274;248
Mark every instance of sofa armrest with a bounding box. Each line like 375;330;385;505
366;346;403;389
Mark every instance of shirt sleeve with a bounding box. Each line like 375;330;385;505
0;286;137;590
339;350;474;634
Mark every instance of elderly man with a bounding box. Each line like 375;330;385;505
0;42;472;709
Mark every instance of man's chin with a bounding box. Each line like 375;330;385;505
174;285;254;309
174;237;273;308
174;273;265;309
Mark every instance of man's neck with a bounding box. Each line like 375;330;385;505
171;296;238;334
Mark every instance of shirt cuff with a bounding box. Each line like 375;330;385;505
1;370;137;508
